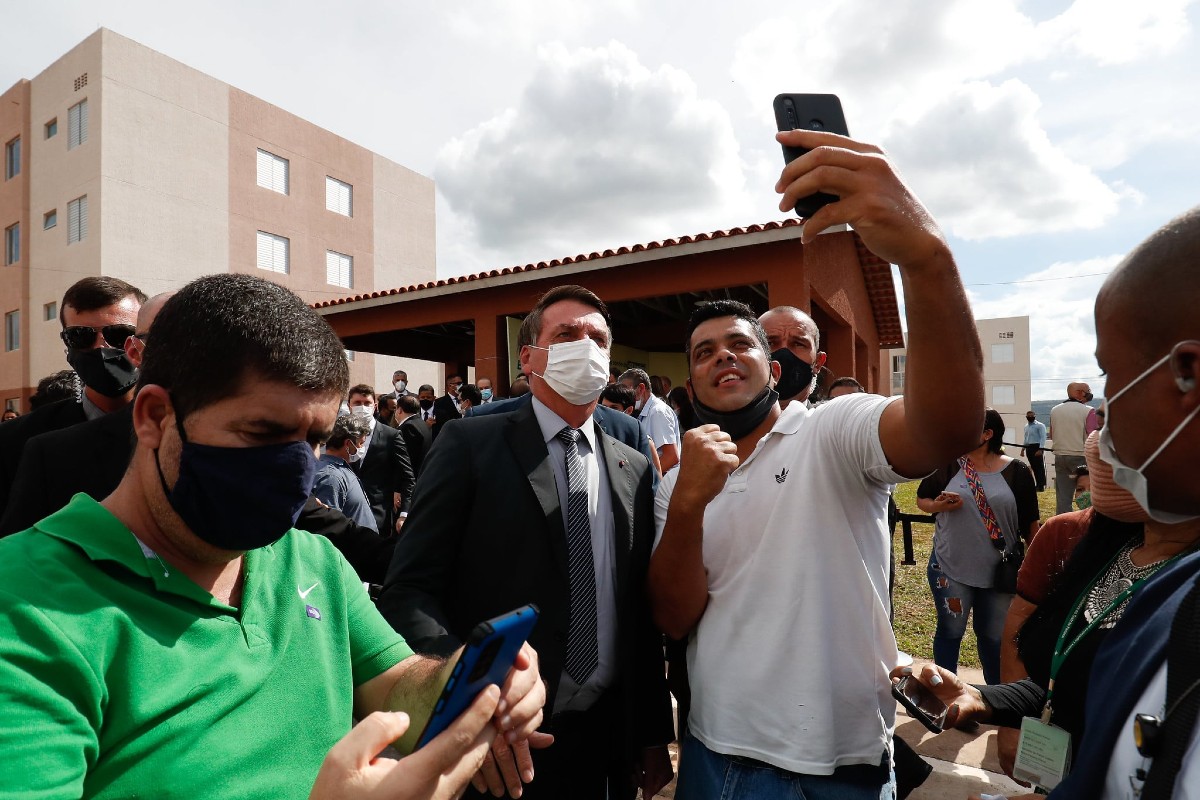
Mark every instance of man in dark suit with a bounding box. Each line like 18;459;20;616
0;278;149;519
431;374;464;439
379;285;674;800
346;384;416;535
394;394;433;477
0;291;173;537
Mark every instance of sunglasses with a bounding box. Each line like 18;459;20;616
60;324;138;350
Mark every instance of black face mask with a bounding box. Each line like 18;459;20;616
66;346;139;398
771;348;815;401
692;385;779;441
419;398;434;411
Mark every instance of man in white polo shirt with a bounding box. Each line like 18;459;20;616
1049;381;1094;514
648;129;984;798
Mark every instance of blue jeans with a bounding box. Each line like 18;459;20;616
926;554;1011;684
677;732;896;800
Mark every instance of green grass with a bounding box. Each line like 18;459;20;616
890;479;1061;667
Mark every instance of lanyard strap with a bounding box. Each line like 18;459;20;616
1045;547;1188;716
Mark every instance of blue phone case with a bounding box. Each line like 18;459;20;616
415;603;540;749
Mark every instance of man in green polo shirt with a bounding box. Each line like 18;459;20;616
0;274;546;800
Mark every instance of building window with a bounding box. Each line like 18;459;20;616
45;118;57;139
67;196;88;244
4;137;18;180
326;177;353;217
4;224;17;265
256;231;290;274
44;210;57;230
74;73;88;91
991;343;1014;364
4;310;18;352
256;149;289;195
43;301;57;322
68;100;88;150
345;350;356;362
4;398;17;413
992;385;1016;407
326;250;353;288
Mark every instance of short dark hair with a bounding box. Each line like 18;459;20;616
29;369;80;409
393;370;407;380
600;383;635;410
829;377;865;393
418;384;435;395
650;375;666;397
328;413;372;450
137;274;349;422
1073;464;1091;480
60;277;147;326
348;384;375;402
518;285;611;348
398;394;421;415
459;384;482;406
685;300;770;370
983;408;1006;455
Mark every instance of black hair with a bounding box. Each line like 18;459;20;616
398;394;421;415
60;277;147;326
685;300;770;371
600;383;635;410
667;386;698;430
517;285;611;348
418;384;435;394
1074;464;1090;479
459;384;482;406
983;408;1005;455
137;274;349;421
30;369;80;409
829;377;865;393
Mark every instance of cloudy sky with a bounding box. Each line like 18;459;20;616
4;1;1197;399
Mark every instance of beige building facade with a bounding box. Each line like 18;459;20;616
883;315;1033;441
1;29;438;412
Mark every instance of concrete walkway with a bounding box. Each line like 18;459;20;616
655;659;1024;799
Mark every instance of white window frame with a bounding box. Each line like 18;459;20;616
44;301;57;322
326;250;353;288
992;385;1016;407
991;343;1015;364
67;196;88;244
44;209;57;230
256;231;290;274
4;310;19;352
68;100;88;150
256;149;289;195
325;176;352;217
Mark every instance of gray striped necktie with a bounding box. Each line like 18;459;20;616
556;426;599;684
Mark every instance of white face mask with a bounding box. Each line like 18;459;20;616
394;380;407;394
350;404;374;418
347;443;362;463
1098;344;1200;525
530;338;610;406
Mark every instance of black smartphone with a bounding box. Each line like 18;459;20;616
772;93;850;219
401;604;540;752
891;675;949;733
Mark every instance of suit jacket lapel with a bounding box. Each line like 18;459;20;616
597;422;635;597
506;403;569;583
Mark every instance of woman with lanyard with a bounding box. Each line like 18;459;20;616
895;431;1200;795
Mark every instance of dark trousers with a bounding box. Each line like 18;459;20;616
463;696;620;800
1024;445;1046;490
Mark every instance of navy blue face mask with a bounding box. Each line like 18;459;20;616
771;348;815;401
154;415;316;552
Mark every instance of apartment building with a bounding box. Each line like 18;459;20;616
883;315;1033;440
1;29;437;412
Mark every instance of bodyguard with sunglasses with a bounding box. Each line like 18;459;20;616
0;277;146;519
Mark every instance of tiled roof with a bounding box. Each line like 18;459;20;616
311;219;809;309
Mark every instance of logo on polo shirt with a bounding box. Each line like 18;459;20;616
775;467;789;484
306;605;322;620
298;582;319;599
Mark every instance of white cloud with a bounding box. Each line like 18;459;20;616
434;41;748;267
883;80;1126;239
1036;0;1194;65
968;255;1119;399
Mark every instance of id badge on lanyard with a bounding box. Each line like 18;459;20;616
1013;715;1071;791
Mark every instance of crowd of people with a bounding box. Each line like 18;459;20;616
0;125;1197;800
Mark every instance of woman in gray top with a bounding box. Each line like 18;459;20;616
916;409;1039;683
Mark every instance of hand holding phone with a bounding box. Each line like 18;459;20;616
892;675;950;733
773;94;850;218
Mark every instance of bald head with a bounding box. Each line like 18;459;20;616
1067;382;1090;401
127;292;175;369
1097;206;1200;359
759;306;820;351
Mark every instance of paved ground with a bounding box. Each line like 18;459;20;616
652;660;1022;799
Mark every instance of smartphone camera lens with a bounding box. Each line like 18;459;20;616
809;118;824;130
